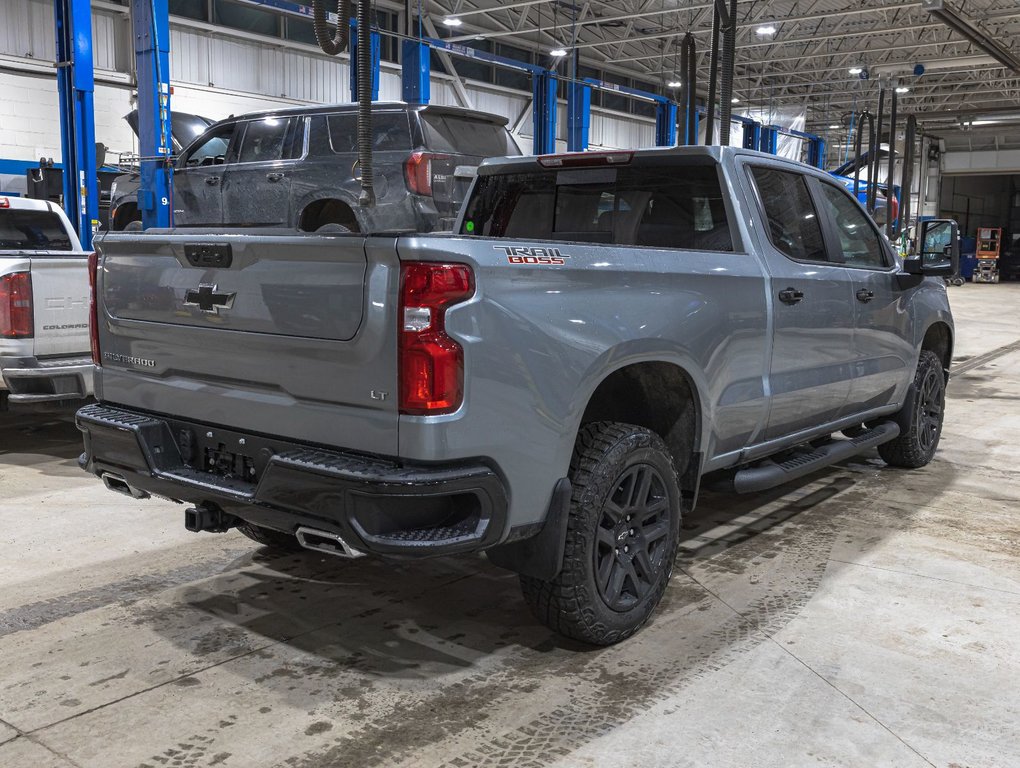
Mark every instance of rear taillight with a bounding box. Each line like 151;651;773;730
404;152;448;197
399;262;474;415
0;271;33;339
88;251;100;365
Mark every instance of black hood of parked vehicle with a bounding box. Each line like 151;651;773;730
124;109;214;154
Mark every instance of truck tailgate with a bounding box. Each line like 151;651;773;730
95;232;400;456
31;254;91;357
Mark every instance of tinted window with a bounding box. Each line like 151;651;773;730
461;163;733;251
421;114;517;157
0;210;72;251
182;124;234;167
326;113;411;153
818;183;888;268
237;117;303;163
750;167;827;262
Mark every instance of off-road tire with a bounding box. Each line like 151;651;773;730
878;350;946;468
316;223;352;234
520;422;683;645
237;522;305;552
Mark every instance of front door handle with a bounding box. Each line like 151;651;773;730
204;176;220;186
266;172;284;182
856;288;875;303
778;287;805;305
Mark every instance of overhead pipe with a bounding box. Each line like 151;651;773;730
704;4;721;145
885;87;898;238
868;87;885;215
313;0;375;207
899;115;917;237
718;0;737;145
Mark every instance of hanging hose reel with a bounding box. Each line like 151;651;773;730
313;0;375;207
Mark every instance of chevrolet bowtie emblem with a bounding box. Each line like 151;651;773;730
183;284;236;314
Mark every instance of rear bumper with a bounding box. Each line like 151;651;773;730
0;355;94;403
76;403;509;558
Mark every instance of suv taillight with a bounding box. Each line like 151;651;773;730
399;262;474;415
404;152;448;197
88;251;100;365
0;271;33;339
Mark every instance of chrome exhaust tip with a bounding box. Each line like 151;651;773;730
101;472;150;500
295;526;365;559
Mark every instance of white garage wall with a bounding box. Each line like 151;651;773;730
0;0;656;189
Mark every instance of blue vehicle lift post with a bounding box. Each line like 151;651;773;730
759;125;779;154
567;79;592;152
654;102;677;147
53;0;99;247
532;70;558;155
401;39;430;106
349;21;381;101
132;0;174;229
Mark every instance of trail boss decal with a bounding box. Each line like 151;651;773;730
496;245;569;265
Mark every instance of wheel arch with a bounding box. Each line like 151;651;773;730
920;320;953;379
299;196;361;232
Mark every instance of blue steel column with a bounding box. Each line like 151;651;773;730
54;0;98;248
744;121;761;150
760;125;779;155
654;102;677;147
532;71;557;155
401;40;430;106
808;137;827;168
566;80;590;152
133;0;173;229
350;23;381;101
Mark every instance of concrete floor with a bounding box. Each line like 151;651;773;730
2;284;1019;768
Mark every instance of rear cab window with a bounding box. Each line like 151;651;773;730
0;209;73;251
748;166;827;262
460;160;734;252
421;113;519;158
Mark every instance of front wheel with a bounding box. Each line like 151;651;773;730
878;350;946;468
520;422;682;645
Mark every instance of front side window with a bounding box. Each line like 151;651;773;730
818;183;888;269
236;117;303;163
461;163;733;251
750;167;827;262
182;124;234;167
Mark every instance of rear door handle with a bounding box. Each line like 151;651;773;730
204;176;220;185
266;172;284;182
856;288;875;303
778;288;804;305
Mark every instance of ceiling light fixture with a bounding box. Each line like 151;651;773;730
849;67;863;75
668;81;682;88
829;124;840;129
756;25;777;36
442;17;462;27
731;97;740;103
896;86;910;94
550;48;568;57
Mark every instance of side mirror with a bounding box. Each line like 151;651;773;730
902;255;951;277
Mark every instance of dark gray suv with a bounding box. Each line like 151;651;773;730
172;102;521;232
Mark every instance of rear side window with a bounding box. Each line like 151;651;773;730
817;183;889;268
0;210;72;251
237;117;304;163
461;163;733;251
421;114;518;157
750;167;827;262
326;112;411;153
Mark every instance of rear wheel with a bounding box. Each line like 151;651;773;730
520;422;682;645
237;522;304;552
878;350;946;468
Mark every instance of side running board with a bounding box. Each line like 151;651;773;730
732;421;900;494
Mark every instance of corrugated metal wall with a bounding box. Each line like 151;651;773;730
0;0;656;162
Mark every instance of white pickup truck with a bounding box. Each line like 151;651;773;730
0;196;93;408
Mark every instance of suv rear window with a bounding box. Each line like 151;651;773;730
421;114;518;157
0;209;73;251
460;163;733;251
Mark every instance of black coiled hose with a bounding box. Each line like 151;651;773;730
852;111;875;209
312;0;374;207
719;0;737;145
885;88;898;237
313;0;351;56
869;88;885;215
684;34;697;145
900;114;917;236
705;5;721;145
356;0;374;206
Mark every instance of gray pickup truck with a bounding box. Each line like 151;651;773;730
78;147;954;645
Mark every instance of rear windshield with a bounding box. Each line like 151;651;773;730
460;163;733;251
0;209;73;251
421;114;518;157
